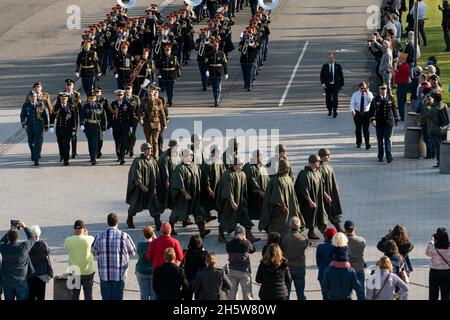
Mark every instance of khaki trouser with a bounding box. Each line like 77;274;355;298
228;270;253;300
143;122;161;158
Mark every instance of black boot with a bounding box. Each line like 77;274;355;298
198;223;211;238
218;229;227;243
170;222;178;235
126;216;135;229
153;214;162;231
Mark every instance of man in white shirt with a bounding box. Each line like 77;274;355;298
411;0;427;46
349;82;374;149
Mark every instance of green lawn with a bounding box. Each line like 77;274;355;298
402;0;450;101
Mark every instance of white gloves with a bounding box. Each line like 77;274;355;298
98;72;102;77
321;84;326;90
49;127;54;134
75;72;80;78
158;75;162;79
114;73;119;79
129;127;133;134
80;125;85;131
109;128;113;134
206;70;210;77
224;74;229;80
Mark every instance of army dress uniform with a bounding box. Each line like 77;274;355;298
123;88;141;157
81;98;107;164
132;55;155;98
76;46;101;97
114;50;134;89
139;96;167;158
20;96;49;165
50;96;77;165
369;89;399;162
194;36;212;90
107;97;134;164
94;88;108;158
205;45;228;106
156;49;181;106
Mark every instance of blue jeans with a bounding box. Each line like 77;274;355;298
198;61;208;87
136;272;155;300
396;83;410;121
287;266;306;300
3;279;28;301
72;273;94;300
376;126;394;160
210;77;222;104
355;270;366;300
160;79;175;104
100;280;125;300
241;63;254;89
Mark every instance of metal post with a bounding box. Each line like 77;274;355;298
413;0;419;65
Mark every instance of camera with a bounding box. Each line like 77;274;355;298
11;220;21;230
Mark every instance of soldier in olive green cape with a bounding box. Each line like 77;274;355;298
243;150;269;220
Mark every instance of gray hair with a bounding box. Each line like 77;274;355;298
289;216;301;230
332;232;348;248
234;224;245;238
29;225;41;239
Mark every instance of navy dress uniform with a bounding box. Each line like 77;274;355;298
58;79;82;159
81;93;107;165
205;41;228;106
107;90;134;165
76;40;101;97
369;84;399;163
93;86;108;158
20;91;49;165
156;44;181;106
123;84;141;157
50;92;77;165
114;41;134;89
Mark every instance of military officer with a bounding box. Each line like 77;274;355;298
239;26;260;91
20;91;49;166
76;40;101;98
60;79;82;159
107;89;134;165
138;85;167;159
93;86;108;158
370;84;399;163
156;43;181;106
114;41;134;89
50;92;77;166
123;83;141;157
80;92;106;165
205;40;228;106
29;82;53;116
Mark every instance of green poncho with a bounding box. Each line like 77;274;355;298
243;162;269;220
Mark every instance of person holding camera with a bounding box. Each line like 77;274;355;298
421;91;449;168
426;228;450;300
0;220;36;300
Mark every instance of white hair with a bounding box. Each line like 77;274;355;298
332;232;348;248
29;225;41;239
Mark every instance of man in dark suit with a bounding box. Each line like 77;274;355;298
320;51;344;117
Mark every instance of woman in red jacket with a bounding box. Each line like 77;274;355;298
393;53;411;121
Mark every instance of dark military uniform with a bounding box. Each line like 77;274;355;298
194;37;212;89
58;89;81;158
139;97;167;158
81;101;106;163
132;57;155;97
107;100;134;163
76;49;100;97
50;101;77;164
95;94;108;158
20;100;49;164
205;48;227;105
369;94;399;162
123;93;141;157
156;53;181;105
115;52;134;89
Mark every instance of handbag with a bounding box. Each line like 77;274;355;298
371;273;390;300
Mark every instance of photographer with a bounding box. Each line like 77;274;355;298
0;220;36;300
425;228;450;300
